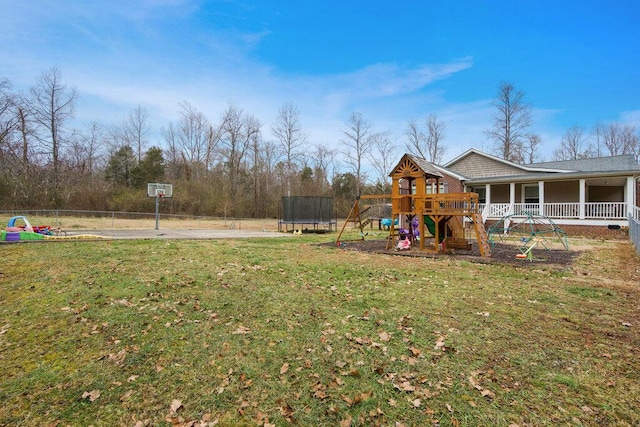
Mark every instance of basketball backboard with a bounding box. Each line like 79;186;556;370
147;183;173;198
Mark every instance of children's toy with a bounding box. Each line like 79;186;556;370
2;216;109;242
5;216;52;234
487;212;569;251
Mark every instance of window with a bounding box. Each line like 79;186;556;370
523;185;539;204
426;182;448;194
470;186;486;203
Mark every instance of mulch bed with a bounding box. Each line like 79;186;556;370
328;238;581;270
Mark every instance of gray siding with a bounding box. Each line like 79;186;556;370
448;152;524;178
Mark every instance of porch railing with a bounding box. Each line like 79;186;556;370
544;203;579;218
482;202;629;220
584;202;627;219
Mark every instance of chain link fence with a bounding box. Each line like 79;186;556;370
631;211;640;256
0;209;278;231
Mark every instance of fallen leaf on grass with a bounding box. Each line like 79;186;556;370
378;331;391;342
232;325;251;335
369;407;384;417
279;403;295;422
339;415;352;427
120;390;134;401
108;349;126;365
82;389;100;402
481;389;495;399
170;399;183;413
280;363;289;374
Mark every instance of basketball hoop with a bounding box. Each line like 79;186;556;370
147;183;173;230
148;183;172;198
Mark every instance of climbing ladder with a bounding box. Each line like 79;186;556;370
471;213;491;257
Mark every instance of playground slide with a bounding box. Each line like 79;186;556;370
423;216;445;242
424;216;436;236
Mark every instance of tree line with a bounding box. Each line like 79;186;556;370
1;70;638;218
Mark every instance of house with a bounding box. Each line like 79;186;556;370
441;148;640;236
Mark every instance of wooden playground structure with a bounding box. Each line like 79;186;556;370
337;154;491;257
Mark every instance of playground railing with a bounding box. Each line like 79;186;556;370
630;212;640;256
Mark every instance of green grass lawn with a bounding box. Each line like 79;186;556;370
1;234;639;426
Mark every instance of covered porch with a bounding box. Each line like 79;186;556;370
468;176;640;226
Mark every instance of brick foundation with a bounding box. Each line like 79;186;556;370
554;224;628;240
483;221;629;240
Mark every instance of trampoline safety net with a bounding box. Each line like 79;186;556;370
279;197;335;232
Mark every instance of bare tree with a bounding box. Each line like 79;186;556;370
521;134;542;164
311;143;336;193
591;123;606;157
271;102;307;196
177;101;214;172
342;111;374;196
29;67;78;182
218;104;262;209
553;125;589;160
485;81;532;163
127;105;150;162
369;131;396;193
405;118;426;159
425;114;447;163
597;122;638;157
620;124;639;162
601;122;624;156
405;114;447;163
0;80;18;149
65;121;105;174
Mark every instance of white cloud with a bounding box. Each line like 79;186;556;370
620;110;640;127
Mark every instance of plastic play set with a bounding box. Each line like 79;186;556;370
1;216;108;242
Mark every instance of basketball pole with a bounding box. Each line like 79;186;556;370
155;194;160;230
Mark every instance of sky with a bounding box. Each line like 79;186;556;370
1;0;639;168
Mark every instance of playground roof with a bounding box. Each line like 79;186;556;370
390;153;444;178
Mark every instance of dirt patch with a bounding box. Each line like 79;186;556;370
329;238;581;270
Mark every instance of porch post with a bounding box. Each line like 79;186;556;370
626;176;634;218
579;179;586;219
509;182;516;214
486;184;491;212
538;181;545;216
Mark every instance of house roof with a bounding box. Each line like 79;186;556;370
529;154;640;172
444;148;567;173
442;148;640;183
463;169;640;185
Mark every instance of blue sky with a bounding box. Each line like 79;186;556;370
1;0;639;165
